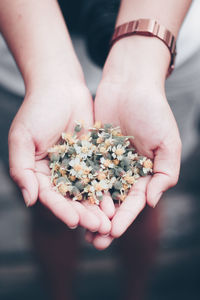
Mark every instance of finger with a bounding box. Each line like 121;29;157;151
9;127;38;206
35;159;50;176
70;201;100;232
92;234;114;250
67;89;94;133
99;193;116;219
147;139;181;207
83;202;111;235
37;172;79;228
111;176;150;238
85;230;114;250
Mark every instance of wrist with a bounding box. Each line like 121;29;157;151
24;77;89;104
23;54;85;92
102;35;171;87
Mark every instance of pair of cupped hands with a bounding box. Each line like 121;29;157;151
8;38;181;250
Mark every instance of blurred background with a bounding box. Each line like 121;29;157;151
0;1;200;299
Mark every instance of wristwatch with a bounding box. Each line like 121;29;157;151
110;19;176;77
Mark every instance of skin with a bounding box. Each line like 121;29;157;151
0;0;192;248
86;0;192;249
0;0;111;235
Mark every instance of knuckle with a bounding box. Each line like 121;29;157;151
130;189;146;208
9;125;32;146
131;188;144;199
170;175;179;187
9;167;19;182
8;128;18;145
112;231;121;239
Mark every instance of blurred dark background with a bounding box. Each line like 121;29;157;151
0;1;200;300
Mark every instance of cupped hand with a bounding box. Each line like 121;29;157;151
8;83;111;234
88;37;182;249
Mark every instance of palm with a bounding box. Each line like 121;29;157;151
9;86;111;234
90;83;181;249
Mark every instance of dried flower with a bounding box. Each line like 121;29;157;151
48;122;153;205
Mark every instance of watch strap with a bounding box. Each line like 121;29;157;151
110;19;176;76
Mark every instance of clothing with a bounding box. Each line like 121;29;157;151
0;0;199;96
0;1;199;160
175;0;200;67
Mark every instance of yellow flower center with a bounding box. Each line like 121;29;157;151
115;148;124;156
60;169;66;176
68;138;75;145
113;159;119;165
104;159;111;167
58;184;69;196
124;176;135;184
69;175;76;181
143;159;153;169
59;145;67;152
119;194;126;201
82;178;90;184
76;194;83;201
81;146;88;153
88;196;96;204
94;183;103;191
105;140;112;147
54;164;60;171
74;164;82;171
97;137;104;144
97;172;106;180
123;184;129;190
83;167;90;175
100;147;106;153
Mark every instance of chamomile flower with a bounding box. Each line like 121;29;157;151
69;157;87;177
143;159;153;171
48;122;153;205
127;151;138;160
112;144;126;160
62;133;77;145
100;157;114;169
74;140;94;159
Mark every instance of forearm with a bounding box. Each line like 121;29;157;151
117;0;192;36
0;0;83;91
103;0;192;84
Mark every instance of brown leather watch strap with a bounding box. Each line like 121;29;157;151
110;19;176;77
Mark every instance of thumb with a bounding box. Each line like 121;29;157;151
147;138;181;207
8;125;38;206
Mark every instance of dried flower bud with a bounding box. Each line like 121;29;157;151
48;122;153;205
113;159;119;165
97;172;106;181
58;184;70;196
112;192;120;201
143;159;153;169
69;175;76;182
74;124;82;132
72;186;80;196
94;121;102;129
114;180;123;190
75;180;85;191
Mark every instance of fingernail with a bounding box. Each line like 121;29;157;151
152;192;163;208
101;233;110;238
69;225;78;230
22;189;31;207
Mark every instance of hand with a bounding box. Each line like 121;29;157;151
87;37;182;249
8;83;111;234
